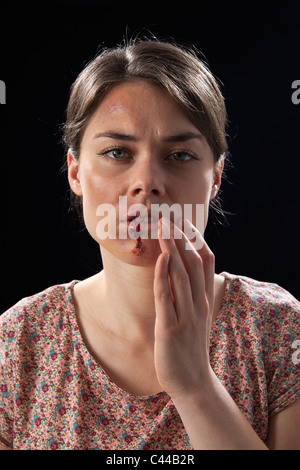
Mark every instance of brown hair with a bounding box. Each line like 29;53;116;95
63;38;228;219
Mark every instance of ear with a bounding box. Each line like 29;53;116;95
67;150;83;196
210;155;224;201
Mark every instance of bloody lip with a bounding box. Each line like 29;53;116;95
125;215;160;223
117;214;160;241
131;229;144;254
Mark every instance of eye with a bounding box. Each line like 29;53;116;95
170;151;194;162
106;148;128;159
97;146;130;161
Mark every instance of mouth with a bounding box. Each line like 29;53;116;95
117;212;160;243
120;211;161;224
127;215;160;223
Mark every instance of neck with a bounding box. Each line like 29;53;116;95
97;247;158;340
80;247;225;344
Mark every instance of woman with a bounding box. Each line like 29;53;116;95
0;39;299;450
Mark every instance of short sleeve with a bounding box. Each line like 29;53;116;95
0;322;14;447
262;287;300;416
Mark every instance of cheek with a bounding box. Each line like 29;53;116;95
81;169;116;206
183;174;214;229
80;170;119;240
184;173;213;203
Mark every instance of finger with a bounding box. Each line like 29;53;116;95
165;218;215;313
184;219;215;308
171;223;207;311
158;218;195;325
154;252;176;328
170;221;215;352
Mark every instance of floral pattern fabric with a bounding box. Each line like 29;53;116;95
0;272;299;449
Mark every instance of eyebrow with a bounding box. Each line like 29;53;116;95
93;131;203;142
163;131;203;142
93;131;138;141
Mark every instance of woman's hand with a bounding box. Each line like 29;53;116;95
153;218;270;450
153;217;215;400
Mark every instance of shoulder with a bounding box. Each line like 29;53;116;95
220;271;300;366
221;271;300;318
220;272;300;401
220;271;300;347
0;280;79;350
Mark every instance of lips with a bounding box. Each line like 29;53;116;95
123;212;160;240
127;215;159;223
123;209;160;224
126;214;138;222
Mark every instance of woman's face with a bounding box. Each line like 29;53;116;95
68;80;223;266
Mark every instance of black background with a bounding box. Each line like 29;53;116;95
1;0;299;312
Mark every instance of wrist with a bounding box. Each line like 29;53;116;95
170;366;217;407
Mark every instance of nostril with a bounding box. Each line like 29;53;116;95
133;188;143;195
133;187;160;195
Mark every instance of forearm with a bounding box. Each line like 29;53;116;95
172;368;268;450
0;442;12;450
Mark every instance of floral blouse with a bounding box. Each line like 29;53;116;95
0;272;299;449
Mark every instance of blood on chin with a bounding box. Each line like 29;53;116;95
131;236;145;255
127;236;162;266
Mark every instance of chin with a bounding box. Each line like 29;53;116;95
100;237;162;267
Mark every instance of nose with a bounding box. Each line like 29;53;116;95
128;156;165;198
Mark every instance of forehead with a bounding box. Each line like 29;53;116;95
84;80;199;138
